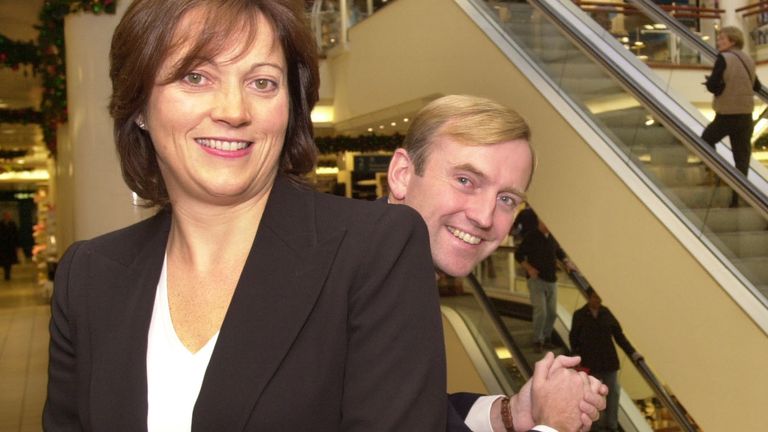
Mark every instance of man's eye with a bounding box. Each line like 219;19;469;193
499;195;519;208
457;176;470;185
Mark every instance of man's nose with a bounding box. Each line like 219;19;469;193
465;196;494;229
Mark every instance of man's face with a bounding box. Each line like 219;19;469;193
393;134;533;277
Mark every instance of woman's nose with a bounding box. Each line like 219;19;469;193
211;85;251;127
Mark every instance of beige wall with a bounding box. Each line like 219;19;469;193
328;0;768;429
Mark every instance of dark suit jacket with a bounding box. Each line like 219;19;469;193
44;175;446;431
447;393;478;431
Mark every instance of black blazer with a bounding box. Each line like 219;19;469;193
44;175;447;431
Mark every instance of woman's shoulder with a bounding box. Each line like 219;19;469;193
69;209;170;263
312;190;423;229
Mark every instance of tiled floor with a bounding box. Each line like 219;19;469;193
0;262;50;432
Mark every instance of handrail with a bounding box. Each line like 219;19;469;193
465;273;534;378
736;1;768;13
533;0;768;219
572;0;722;18
629;0;768;123
563;270;699;432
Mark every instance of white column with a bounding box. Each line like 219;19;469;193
720;0;750;27
717;0;757;60
64;0;152;243
54;123;74;254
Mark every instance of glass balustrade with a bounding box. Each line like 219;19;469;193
480;0;768;304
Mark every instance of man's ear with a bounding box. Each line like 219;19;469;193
387;148;414;202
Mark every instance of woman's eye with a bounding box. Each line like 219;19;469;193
184;73;205;85
252;78;276;91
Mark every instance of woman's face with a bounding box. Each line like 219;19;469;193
717;33;735;52
144;11;289;208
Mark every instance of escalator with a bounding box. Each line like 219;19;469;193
471;0;768;296
321;0;768;428
441;259;693;431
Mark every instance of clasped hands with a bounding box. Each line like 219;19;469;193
506;352;608;432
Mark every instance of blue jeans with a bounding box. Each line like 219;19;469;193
590;370;620;432
528;277;557;343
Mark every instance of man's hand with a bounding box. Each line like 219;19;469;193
500;354;609;432
550;355;608;429
529;353;596;432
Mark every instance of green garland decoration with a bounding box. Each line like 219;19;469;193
0;150;30;160
36;0;116;155
0;34;39;70
0;108;43;125
0;1;116;155
314;133;404;154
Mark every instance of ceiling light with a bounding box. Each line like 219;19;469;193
390;122;396;127
367;127;373;132
378;125;384;129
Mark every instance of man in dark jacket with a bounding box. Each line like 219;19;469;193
515;214;574;352
388;95;607;431
570;288;643;432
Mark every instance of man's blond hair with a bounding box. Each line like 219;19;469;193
403;95;533;178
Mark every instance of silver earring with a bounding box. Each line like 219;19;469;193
136;118;146;130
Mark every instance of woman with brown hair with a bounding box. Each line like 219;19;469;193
43;1;445;430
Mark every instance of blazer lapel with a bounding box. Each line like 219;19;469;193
88;211;170;431
194;176;345;431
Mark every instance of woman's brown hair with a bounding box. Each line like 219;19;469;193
109;0;319;207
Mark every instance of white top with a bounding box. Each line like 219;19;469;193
146;256;219;432
466;395;503;431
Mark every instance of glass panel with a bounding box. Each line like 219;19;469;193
574;0;718;66
738;2;768;62
483;0;768;303
440;278;528;393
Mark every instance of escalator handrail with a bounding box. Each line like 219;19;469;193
628;0;768;121
526;0;768;220
465;273;534;378
563;270;698;432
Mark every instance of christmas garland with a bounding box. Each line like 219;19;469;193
0;0;116;155
37;0;117;154
0;108;43;125
314;133;404;154
0;35;39;70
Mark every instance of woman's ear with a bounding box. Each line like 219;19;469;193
387;148;414;202
135;115;147;130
